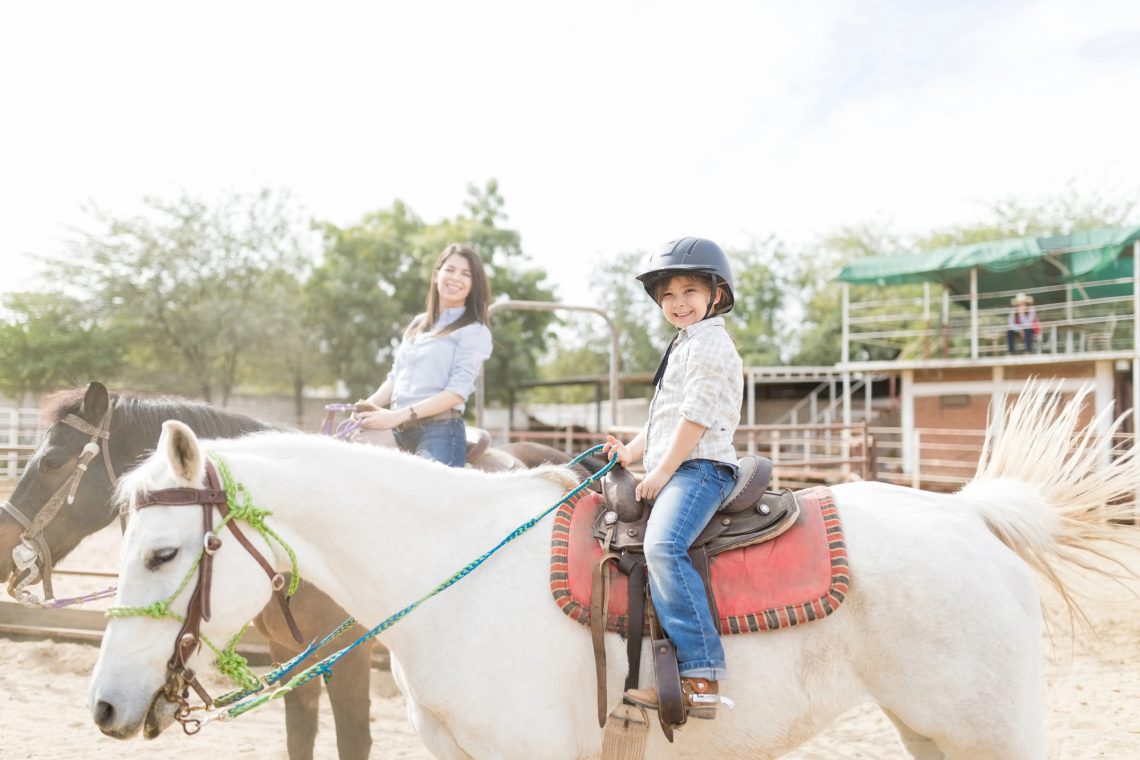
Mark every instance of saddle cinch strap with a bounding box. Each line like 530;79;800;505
590;456;801;736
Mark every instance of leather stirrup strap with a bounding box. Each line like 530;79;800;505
622;555;648;694
689;546;719;624
590;551;620;727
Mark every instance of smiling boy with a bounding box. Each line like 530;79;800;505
602;237;742;719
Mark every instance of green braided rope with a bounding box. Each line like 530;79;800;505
221;446;616;720
210;454;301;597
105;550;203;621
214;614;360;707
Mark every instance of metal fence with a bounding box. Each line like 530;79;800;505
847;278;1135;361
0;407;41;484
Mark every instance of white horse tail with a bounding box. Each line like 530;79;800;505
957;380;1139;619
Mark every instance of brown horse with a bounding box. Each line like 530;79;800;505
0;383;373;760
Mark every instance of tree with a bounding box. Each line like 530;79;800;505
0;292;123;404
43;188;314;404
728;237;788;366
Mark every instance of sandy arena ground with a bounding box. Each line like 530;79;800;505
0;524;1137;758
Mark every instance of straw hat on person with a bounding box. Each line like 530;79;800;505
1011;292;1034;306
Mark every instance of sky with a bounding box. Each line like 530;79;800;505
2;0;1140;306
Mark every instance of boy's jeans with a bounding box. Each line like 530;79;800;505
644;458;736;681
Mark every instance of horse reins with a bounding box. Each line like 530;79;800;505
133;459;303;732
2;409;119;605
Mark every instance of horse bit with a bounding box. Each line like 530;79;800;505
1;409;119;606
133;460;302;734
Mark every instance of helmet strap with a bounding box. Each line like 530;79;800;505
651;334;680;389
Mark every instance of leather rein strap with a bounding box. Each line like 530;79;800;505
135;461;303;706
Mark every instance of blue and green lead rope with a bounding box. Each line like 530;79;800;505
218;445;616;721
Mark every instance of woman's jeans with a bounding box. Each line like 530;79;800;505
644;458;736;681
393;417;467;467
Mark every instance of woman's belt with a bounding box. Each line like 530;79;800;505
396;408;463;432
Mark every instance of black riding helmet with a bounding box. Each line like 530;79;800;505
635;237;735;316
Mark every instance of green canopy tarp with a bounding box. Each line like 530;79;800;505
837;225;1140;306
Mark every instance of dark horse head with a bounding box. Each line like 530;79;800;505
0;382;278;596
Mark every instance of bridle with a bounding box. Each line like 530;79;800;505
1;409;119;605
131;459;303;733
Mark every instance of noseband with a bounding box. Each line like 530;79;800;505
2;409;118;605
133;460;303;732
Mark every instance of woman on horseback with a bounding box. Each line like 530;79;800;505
355;243;492;467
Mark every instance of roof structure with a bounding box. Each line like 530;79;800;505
837;225;1140;307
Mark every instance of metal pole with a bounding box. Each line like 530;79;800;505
1133;242;1139;522
841;283;850;364
747;369;756;456
911;431;922;489
970;267;979;359
477;301;621;430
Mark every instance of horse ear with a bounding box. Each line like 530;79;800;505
160;420;204;485
80;382;109;422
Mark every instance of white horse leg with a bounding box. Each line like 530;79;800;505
883;709;946;760
390;656;473;760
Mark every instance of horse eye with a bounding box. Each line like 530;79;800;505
145;547;179;570
39;456;64;471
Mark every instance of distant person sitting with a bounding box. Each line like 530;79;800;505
1007;292;1037;354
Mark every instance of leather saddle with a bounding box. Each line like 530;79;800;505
592;455;800;556
464;426;492;464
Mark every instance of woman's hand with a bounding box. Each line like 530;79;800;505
354;399;380;413
602;434;633;468
356;409;404;430
635;466;672;502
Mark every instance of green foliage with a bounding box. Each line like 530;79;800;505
307;180;556;403
0;292;123;400
42;188;313;403
728;238;787;365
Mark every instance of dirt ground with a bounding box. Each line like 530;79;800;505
0;526;1137;758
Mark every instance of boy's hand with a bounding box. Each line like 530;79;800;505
602;434;633;467
635;466;672;502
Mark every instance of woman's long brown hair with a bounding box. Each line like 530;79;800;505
405;243;491;338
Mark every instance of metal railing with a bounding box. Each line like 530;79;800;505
846;278;1135;362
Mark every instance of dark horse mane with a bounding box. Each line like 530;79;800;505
40;387;289;436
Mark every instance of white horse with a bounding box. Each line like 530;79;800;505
89;385;1137;758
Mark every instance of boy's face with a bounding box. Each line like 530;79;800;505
656;274;718;330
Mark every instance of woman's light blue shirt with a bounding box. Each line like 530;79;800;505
388;307;493;413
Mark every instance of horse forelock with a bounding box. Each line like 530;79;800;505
39;387;97;427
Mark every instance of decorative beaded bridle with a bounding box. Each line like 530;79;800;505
118;458;303;734
1;409;119;606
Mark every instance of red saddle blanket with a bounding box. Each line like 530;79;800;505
550;486;848;634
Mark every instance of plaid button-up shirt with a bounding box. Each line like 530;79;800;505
643;317;743;473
